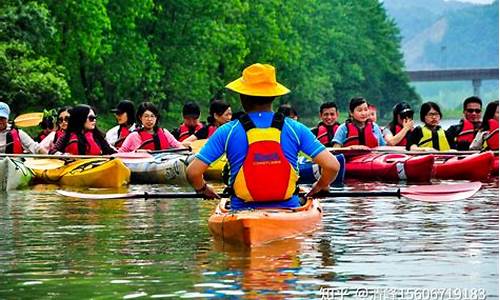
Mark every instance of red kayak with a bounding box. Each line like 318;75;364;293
433;151;494;181
492;156;499;176
345;153;434;182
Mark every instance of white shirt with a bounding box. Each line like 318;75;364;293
105;124;136;147
0;125;45;153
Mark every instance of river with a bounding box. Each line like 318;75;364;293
0;175;497;299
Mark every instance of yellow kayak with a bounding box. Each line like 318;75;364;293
191;139;225;180
31;158;130;188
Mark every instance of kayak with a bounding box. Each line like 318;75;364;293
493;156;499;176
345;153;435;182
32;158;130;187
0;157;33;190
124;153;191;184
208;198;322;247
298;154;345;186
433;151;494;181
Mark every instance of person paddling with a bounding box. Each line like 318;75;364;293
119;102;183;152
106;100;136;149
406;101;450;151
332;97;385;149
470;100;498;151
311;102;340;147
0;102;48;154
186;63;340;209
40;106;71;152
172;102;206;142
383;102;414;146
183;99;232;142
53;104;115;155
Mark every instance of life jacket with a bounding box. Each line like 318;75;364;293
232;113;298;202
390;124;411;146
344;120;379;148
64;131;102;155
53;129;65;144
36;129;51;142
483;119;499;150
138;128;169;150
177;123;204;142
455;119;476;149
417;125;450;151
5;128;23;154
114;125;132;148
207;124;218;138
315;122;339;146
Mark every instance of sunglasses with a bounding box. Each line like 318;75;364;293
466;109;481;114
58;116;70;123
87;115;97;122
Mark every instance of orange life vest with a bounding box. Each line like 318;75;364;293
138;128;169;150
207;124;218;138
6;128;23;154
232;113;298;202
344;120;379;148
390;124;411;146
456;119;476;148
177;123;204;142
114;125;131;148
485;119;499;150
64;131;102;155
315;122;339;146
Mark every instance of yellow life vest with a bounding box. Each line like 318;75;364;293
417;125;450;151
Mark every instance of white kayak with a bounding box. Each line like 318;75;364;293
0;157;33;190
124;153;192;185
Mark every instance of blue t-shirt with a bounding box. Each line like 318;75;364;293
332;122;386;146
196;111;325;210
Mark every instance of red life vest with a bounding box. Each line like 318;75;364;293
53;129;65;144
232;113;298;202
114;125;131;148
315;122;339;146
6;128;23;154
456;119;476;147
177;123;204;142
485;119;499;150
344;120;379;148
64;131;102;155
138;128;170;150
36;129;51;142
390;124;410;146
207;124;218;138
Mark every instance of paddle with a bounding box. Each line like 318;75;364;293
147;147;192;155
13;112;44;127
23;158;66;170
56;182;481;202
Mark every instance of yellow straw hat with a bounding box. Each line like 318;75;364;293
226;63;290;97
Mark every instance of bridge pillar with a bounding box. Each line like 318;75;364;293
472;79;481;97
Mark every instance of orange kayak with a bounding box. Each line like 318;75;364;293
208;198;322;247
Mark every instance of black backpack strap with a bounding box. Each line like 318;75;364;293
271;112;285;130
238;114;256;132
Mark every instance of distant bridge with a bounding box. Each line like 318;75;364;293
406;68;499;97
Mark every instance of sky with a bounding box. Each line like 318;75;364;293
445;0;495;3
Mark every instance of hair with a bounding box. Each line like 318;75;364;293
277;104;298;118
368;104;377;110
388;102;413;129
420;101;442;122
56;106;72;130
463;96;483;111
39;115;55;130
319;102;338;114
136;102;160;131
56;104;114;154
207;99;230;125
480;100;499;131
182;102;200;117
240;94;275;112
349;96;368;113
120;100;136;126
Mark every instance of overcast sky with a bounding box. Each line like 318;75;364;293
446;0;495;4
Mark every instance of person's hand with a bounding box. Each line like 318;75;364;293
181;141;191;149
306;181;330;198
196;183;221;199
349;145;370;150
403;118;414;130
136;149;149;153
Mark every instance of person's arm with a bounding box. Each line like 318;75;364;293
163;128;182;148
373;123;386;146
331;124;347;148
469;131;486;150
186;158;220;199
19;130;47;154
306;149;340;197
184;134;198;142
385;120;414;146
39;131;55;150
118;132;140;152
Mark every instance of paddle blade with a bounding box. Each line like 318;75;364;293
401;182;482;202
57;190;136;199
24;158;65;170
14;113;44;127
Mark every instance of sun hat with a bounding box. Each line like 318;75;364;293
0;102;10;119
226;63;290;97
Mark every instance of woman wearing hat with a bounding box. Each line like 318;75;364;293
106;100;136;149
186;63;340;209
383;102;415;146
332;97;386;149
40;106;72;152
54;104;116;155
119;102;182;152
0;102;48;154
406;101;451;151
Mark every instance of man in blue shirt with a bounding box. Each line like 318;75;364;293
186;63;340;209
